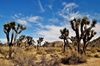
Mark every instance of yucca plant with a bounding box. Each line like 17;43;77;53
3;22;26;58
70;17;97;54
37;37;44;46
59;28;69;52
37;37;44;50
3;22;16;58
14;23;26;43
17;35;26;46
26;36;35;46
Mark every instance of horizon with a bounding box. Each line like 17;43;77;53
0;0;100;43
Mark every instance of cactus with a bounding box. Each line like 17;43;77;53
59;28;69;52
70;17;97;54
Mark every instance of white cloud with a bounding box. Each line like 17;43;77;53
36;25;64;42
16;19;27;25
92;23;100;39
48;18;59;23
61;2;78;15
28;16;42;23
15;15;43;27
62;2;78;9
59;2;83;22
94;23;100;32
0;38;7;43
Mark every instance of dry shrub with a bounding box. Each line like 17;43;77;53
61;53;87;65
0;46;9;56
13;48;60;66
24;46;34;51
0;59;13;66
36;54;60;66
91;48;97;53
94;53;100;58
12;47;36;66
45;47;55;54
96;48;100;52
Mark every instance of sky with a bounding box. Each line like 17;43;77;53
0;0;100;43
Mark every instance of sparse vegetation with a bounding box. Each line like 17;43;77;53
0;17;100;66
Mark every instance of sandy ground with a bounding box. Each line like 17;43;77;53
61;58;100;66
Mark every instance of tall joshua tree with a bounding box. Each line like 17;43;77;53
70;17;96;54
59;28;69;52
3;22;26;58
3;22;16;58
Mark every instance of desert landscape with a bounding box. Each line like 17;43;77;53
0;0;100;66
0;17;100;66
0;39;100;66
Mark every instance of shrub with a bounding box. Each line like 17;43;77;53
12;47;36;66
91;48;97;53
94;53;100;58
61;53;87;64
36;54;60;66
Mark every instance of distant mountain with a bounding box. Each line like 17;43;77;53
43;41;63;47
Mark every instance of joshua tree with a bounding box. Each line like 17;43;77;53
17;35;26;46
26;36;35;46
14;24;26;43
59;28;69;52
17;35;35;46
37;37;43;50
3;22;16;58
70;17;96;54
3;22;26;58
37;37;44;46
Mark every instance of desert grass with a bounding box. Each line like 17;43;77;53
0;45;100;66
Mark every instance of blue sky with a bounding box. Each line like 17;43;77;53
0;0;100;43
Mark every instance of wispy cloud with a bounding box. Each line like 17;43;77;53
59;2;80;21
13;14;43;27
28;16;42;23
38;0;45;12
62;2;78;8
48;18;59;23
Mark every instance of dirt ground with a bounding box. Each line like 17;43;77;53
61;58;100;66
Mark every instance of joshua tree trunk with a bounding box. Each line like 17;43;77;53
83;43;88;55
6;33;10;46
14;33;18;43
77;41;80;53
63;39;66;52
9;30;14;59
